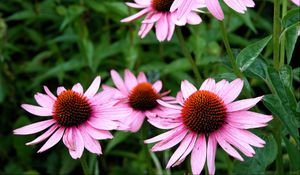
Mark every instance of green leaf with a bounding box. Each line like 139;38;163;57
105;131;131;154
244;56;268;80
283;137;300;171
285;24;299;64
237;35;272;72
263;95;299;145
282;8;300;28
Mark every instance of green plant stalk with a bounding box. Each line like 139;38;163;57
279;0;287;67
80;155;90;175
220;21;243;78
273;117;284;175
175;28;202;84
273;0;281;69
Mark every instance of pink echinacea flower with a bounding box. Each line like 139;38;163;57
104;69;174;132
13;76;131;159
145;78;272;175
121;0;203;41
171;0;255;20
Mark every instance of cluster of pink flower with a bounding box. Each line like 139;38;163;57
121;0;300;41
14;69;272;175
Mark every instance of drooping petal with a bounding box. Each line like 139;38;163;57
21;104;53;116
43;86;57;100
172;133;197;166
68;127;84;159
85;124;113;140
121;7;152;22
144;126;183;144
84;76;101;98
79;126;102;155
88;118;118;130
207;134;217;175
34;93;55;109
191;134;206;175
157;100;182;110
26;124;59;145
206;0;224;20
13;119;56;135
155;13;168;42
128;112;145;132
37;127;65;153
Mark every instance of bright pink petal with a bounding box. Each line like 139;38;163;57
13;119;56;135
155;13;168;42
226;96;263;112
181;80;197;100
207;134;217;175
79;126;102;155
199;78;216;92
63;127;75;150
147;118;182;129
227;111;272;124
214;80;229;96
68;128;84;159
221;78;244;104
151;127;188;152
88;118;118;130
172;133;197;166
144;126;183;144
124;69;138;91
85;124;113;140
43;86;57;100
186;12;202;25
166;133;195;168
137;72;147;83
206;0;224;20
167;14;175;41
21;104;53;116
72;83;83;94
26;124;59;145
223;0;246;13
121;7;152;22
84;76;101;98
215;131;244;161
37;127;65;153
291;0;300;6
128;112;145;132
57;86;66;96
153;80;162;92
191;134;206;175
34;93;54;109
110;70;128;95
157;100;182;110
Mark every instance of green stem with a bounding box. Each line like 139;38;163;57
273;0;281;69
175;28;202;85
280;0;287;67
220;21;243;78
80;155;90;175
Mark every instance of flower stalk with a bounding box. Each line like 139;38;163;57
273;0;281;69
80;155;90;175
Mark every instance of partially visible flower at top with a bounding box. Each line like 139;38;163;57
13;76;131;159
121;0;204;41
291;0;300;6
145;78;272;175
103;69;174;132
171;0;255;20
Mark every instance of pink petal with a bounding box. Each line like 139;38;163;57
37;127;65;153
144;126;184;144
227;111;272;124
124;69;138;91
79;126;102;155
142;13;162;23
68;127;84;159
85;124;113;140
151;127;188;152
157;100;182;110
187;12;202;25
121;7;151;22
176;0;194;20
84;76;101;98
110;70;128;95
125;2;148;8
72;83;83;94
21;104;53;116
199;78;216;92
291;0;300;6
214;79;229;96
34;93;54;109
176;91;184;105
99;105;132;120
43;86;57;100
63;127;75;150
153;80;162;92
172;133;197;166
167;14;176;41
221;78;244;104
215;131;244;161
26;124;59;145
88;118;118;130
191;134;206;175
181;80;197;100
243;0;255;7
155;13;169;42
206;0;224;20
170;0;184;12
57;86;66;96
13;119;56;135
148;118;182;130
226;96;263;112
137;72;147;83
207;134;217;175
166;133;195;168
223;0;246;13
128;112;145;132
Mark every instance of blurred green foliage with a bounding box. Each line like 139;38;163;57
0;0;299;175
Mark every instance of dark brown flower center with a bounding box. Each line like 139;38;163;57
152;0;175;12
181;90;226;134
129;82;160;111
53;90;92;127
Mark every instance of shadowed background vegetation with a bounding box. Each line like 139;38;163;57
0;0;299;174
